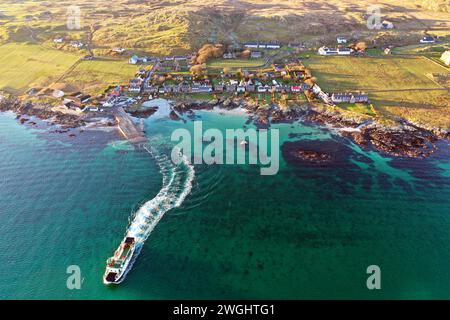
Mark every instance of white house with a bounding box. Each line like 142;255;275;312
113;47;125;54
266;42;281;49
380;20;394;29
337;37;347;44
318;46;352;56
318;47;336;55
129;55;139;64
71;41;84;49
441;51;450;66
420;36;435;44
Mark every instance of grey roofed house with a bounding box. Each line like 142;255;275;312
179;82;191;93
226;84;237;92
245;84;256;92
163;85;174;93
337;48;352;53
265;41;281;49
214;84;224;92
243;41;259;48
250;51;262;59
143;84;158;93
288;43;303;48
191;84;212;93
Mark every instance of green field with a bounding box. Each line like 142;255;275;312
0;43;81;94
207;59;265;69
61;59;140;95
338;103;376;117
304;55;450;129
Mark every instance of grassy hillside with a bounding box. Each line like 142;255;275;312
1;0;449;56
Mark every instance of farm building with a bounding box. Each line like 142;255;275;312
318;47;353;55
440;51;450;66
420;36;435;44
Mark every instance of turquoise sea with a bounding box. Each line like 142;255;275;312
0;102;449;299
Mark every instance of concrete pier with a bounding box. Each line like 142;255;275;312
113;107;147;143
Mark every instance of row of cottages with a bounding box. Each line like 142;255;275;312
165;55;192;61
128;55;160;65
331;93;369;104
143;81;310;95
318;46;353;56
440;51;450;66
243;41;282;50
191;82;213;93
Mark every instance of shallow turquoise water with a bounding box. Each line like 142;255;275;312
0;108;449;299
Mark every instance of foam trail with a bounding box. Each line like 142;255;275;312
118;144;195;279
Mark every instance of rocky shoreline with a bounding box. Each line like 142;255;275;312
0;97;85;128
171;96;450;160
2;94;449;160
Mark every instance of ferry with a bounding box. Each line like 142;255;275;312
103;236;138;285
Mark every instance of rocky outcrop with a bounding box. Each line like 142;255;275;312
342;124;439;158
0;98;85;128
126;107;157;118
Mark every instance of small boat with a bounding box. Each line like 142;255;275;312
240;140;248;146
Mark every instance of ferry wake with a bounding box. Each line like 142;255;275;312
103;144;194;285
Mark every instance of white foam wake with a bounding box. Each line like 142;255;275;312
126;145;195;244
